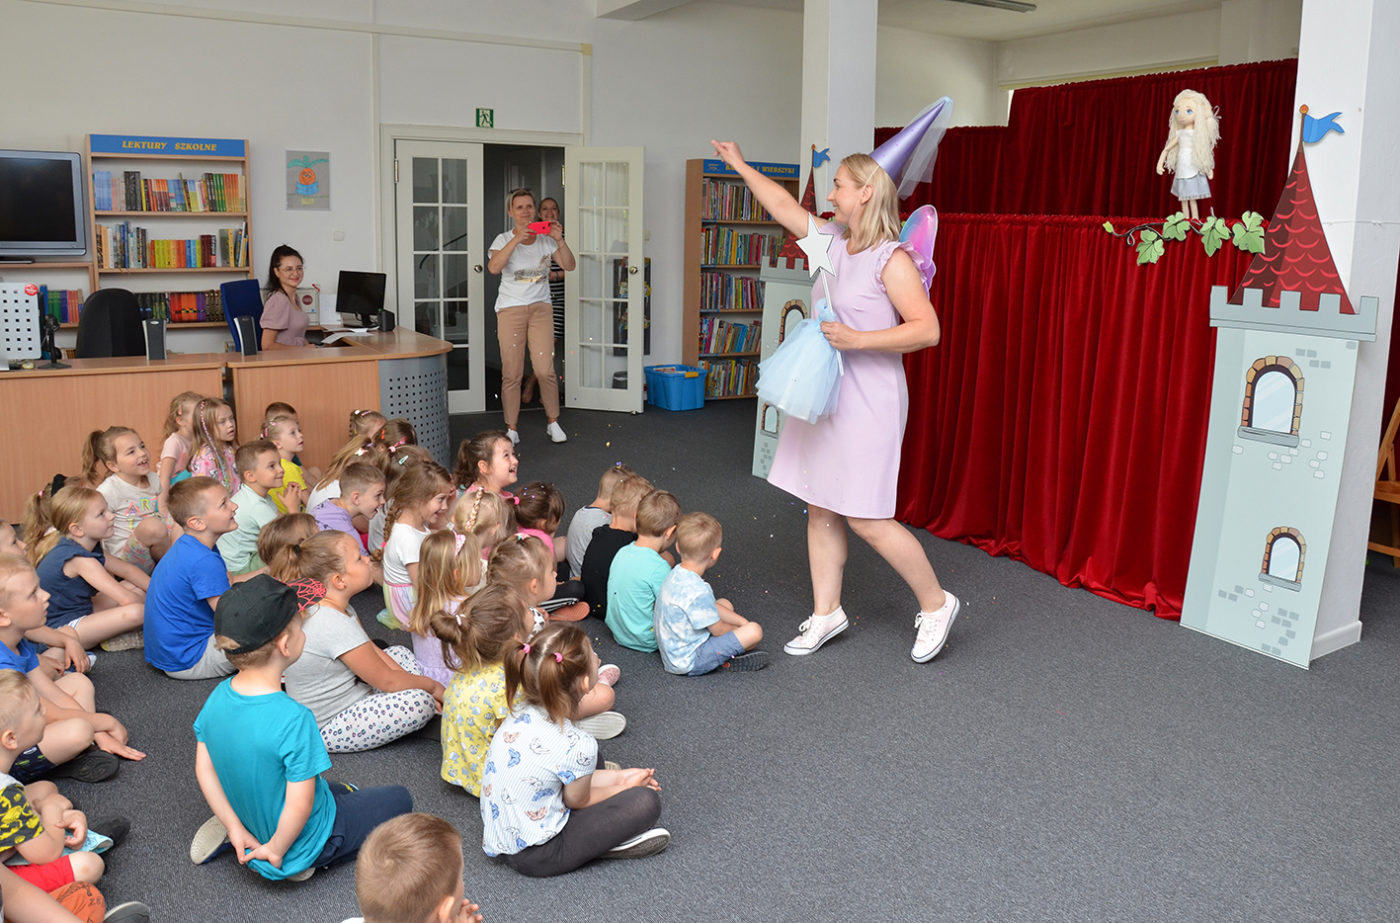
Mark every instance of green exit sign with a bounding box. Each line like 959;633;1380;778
476;108;494;128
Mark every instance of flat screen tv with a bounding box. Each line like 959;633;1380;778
0;150;88;260
336;270;387;327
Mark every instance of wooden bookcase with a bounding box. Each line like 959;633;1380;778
682;158;798;400
80;133;254;330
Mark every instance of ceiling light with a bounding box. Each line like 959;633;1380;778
950;0;1037;12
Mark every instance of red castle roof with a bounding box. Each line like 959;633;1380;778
775;166;819;269
1229;138;1354;313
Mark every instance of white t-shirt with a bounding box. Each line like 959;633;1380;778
305;479;341;512
96;474;161;559
382;523;431;587
281;603;373;725
490;231;558;311
566;506;611;580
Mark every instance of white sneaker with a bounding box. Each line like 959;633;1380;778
911;592;960;663
783;607;849;656
576;710;626;739
597;663;621;687
189;815;230;864
506;428;520;446
604;827;671;859
546;421;568;443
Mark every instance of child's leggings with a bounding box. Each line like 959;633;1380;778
502;786;661;877
319;646;436;753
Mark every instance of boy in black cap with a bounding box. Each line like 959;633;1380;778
189;576;411;882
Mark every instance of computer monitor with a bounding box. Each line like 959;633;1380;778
336;271;386;328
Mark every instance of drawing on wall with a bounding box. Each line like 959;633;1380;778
286;151;330;210
1181;130;1379;667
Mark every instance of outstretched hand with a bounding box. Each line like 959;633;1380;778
710;141;746;171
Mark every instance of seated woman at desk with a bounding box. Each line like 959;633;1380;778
260;244;311;349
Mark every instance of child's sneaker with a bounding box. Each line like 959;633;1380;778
603;760;621;770
287;867;316;882
99;630;144;652
911;592;960;663
597;663;621;687
723;650;770;672
375;608;399;630
190;815;231;864
604;827;670;859
104;902;152;922
783;607;848;656
575;711;626;740
53;746;119;783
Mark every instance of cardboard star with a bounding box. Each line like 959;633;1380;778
796;215;836;280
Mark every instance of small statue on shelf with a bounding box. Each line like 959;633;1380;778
1155;88;1220;220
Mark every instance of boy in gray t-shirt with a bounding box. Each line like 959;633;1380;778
566;465;633;580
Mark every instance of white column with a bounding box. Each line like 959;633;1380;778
800;0;878;183
1299;0;1400;658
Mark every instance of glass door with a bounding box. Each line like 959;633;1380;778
394;140;485;413
563;146;644;413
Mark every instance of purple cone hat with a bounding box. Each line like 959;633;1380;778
871;96;954;198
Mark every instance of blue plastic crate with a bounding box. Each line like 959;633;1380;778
644;364;706;411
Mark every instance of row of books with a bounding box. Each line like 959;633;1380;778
136;290;225;323
699;357;758;398
700;227;780;266
35;287;85;324
701;179;775;222
92;170;247;213
699;317;761;355
95;222;249;270
699;270;765;312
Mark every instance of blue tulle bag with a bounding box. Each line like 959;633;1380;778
757;301;843;424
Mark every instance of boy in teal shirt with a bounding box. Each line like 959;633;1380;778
604;490;679;653
216;441;287;575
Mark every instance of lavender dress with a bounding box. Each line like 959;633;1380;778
767;226;919;519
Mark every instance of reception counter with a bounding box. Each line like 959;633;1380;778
1;330;451;520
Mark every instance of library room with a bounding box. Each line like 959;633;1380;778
3;0;1400;921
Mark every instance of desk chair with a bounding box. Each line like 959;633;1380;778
75;288;144;358
221;279;264;353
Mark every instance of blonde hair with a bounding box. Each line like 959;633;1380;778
380;462;453;560
1162;89;1220;176
609;475;653;518
262;414;297;442
348;409;387;440
452;491;515;554
0;669;38;736
189;398;236;485
431;582;530;675
315;436;386;492
295;530;357;587
356;814;464;923
675;511;722;563
0;553;36;606
596;464;635;500
408;529;482;638
163;391;205;439
838;153;901;253
485;534;552;597
29;485;103;566
636;489;681;538
257;513;318;582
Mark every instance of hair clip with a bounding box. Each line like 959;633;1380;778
553;652;563;663
387;437;407;452
453;532;467;555
354;445;369;456
396;454;410;466
521;643;531;654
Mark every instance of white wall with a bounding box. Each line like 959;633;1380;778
877;26;1001;128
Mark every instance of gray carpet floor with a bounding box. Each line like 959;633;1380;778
77;399;1400;922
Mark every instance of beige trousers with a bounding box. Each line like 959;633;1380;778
497;301;559;426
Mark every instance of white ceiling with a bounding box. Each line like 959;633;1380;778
702;0;1222;42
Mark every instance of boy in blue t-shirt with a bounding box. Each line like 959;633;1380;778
605;491;681;653
145;477;263;680
191;576;411;882
654;512;767;675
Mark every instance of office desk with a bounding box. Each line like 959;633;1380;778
0;331;451;520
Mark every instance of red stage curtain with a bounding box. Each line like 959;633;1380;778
897;214;1256;618
877;59;1298;219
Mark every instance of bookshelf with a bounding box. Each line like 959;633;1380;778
683;158;798;400
80;133;253;330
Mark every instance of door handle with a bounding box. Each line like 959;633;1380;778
473;265;483;273
628;266;639;275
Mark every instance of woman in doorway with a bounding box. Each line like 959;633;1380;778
260;244;311;349
488;188;575;445
522;196;568;408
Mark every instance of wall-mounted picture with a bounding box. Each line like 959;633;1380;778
286;150;330;210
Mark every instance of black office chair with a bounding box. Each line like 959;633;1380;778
75;288;145;358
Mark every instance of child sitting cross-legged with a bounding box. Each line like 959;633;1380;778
310;462;385;556
604;490;681;654
351;813;482;923
655;512;767;675
0;670;123;895
216;440;286;576
190;576;413;882
481;622;667;877
283;531;443;753
0;555;143;784
145;477;262;681
564;464;634;582
578;474;653;622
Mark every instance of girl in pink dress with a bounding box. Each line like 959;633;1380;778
709;139;961;663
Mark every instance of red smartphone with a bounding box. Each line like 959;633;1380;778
528;221;552;234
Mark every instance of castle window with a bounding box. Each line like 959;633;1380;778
1260;527;1305;591
1239;356;1303;447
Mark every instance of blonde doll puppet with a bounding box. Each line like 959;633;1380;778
1155;89;1220;220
